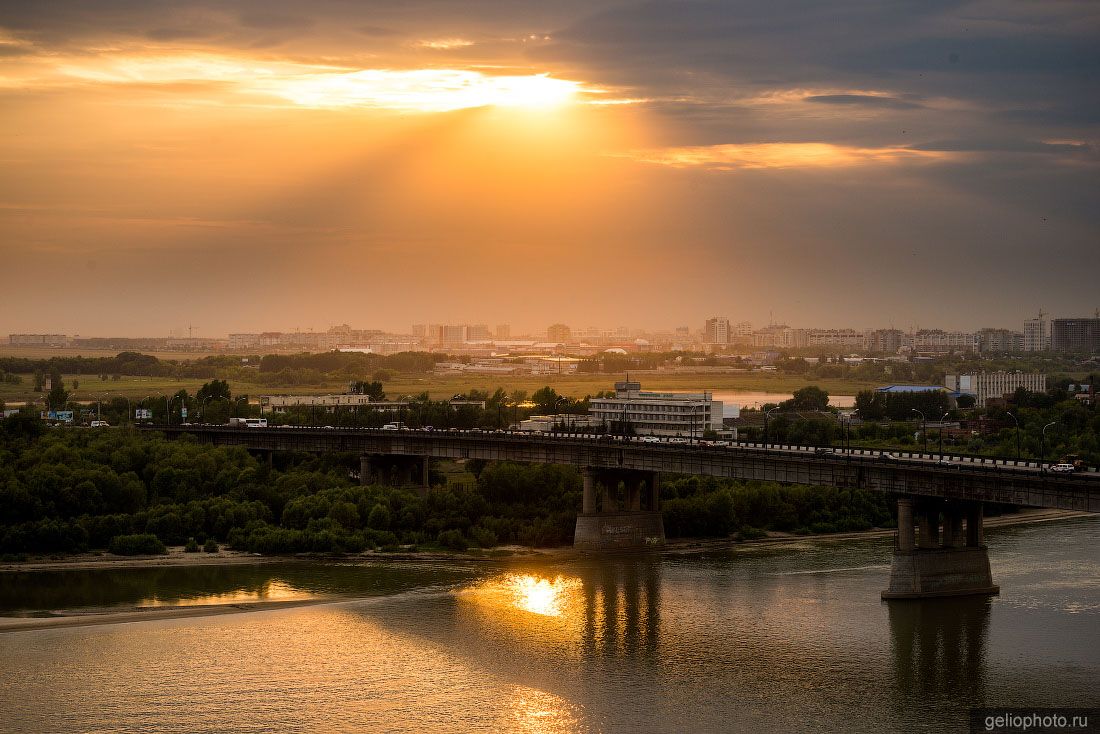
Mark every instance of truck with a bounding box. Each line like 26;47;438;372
228;417;267;428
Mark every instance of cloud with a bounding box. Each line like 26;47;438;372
804;94;922;110
910;139;1094;155
619;142;950;170
415;38;475;50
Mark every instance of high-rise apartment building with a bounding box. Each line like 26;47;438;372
495;324;510;340
467;324;492;341
977;328;1023;353
1023;317;1050;351
704;317;730;344
546;323;571;342
1051;318;1100;353
867;329;906;354
441;325;468;344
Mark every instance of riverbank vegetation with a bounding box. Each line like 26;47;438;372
0;415;899;557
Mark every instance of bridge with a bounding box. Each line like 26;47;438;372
144;424;1100;600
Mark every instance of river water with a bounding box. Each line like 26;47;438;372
1;517;1097;733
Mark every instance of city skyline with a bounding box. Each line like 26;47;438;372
2;1;1098;336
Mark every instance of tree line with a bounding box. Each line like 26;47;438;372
0;411;905;558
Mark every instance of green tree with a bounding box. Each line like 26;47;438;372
532;386;561;414
783;385;830;411
196;379;231;403
46;372;68;411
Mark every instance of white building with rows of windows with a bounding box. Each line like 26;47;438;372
588;381;724;437
944;372;1047;407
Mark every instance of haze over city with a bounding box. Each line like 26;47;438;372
2;0;1098;336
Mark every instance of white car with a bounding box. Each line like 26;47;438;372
1049;463;1076;473
639;436;662;443
89;420;110;428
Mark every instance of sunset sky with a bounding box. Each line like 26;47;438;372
1;0;1097;336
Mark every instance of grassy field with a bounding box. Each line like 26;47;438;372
1;371;884;406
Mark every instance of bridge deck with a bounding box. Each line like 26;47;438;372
142;425;1100;513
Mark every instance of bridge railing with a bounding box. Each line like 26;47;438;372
143;425;1099;476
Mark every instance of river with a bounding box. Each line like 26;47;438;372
1;516;1097;733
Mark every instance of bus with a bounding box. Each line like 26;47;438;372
228;417;268;428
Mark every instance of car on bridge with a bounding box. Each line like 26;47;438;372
1049;463;1077;473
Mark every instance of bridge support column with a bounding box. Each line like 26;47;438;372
360;455;375;487
648;473;660;512
575;469;665;551
627;478;642;512
582;468;596;515
896;497;915;552
883;498;998;600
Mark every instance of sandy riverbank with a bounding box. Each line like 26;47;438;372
2;508;1091;574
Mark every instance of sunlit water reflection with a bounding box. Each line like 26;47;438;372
1;517;1097;733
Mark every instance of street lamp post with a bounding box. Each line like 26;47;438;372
201;396;217;422
764;406;781;447
845;409;860;453
1041;421;1057;465
938;412;949;456
690;402;705;444
911;408;927;451
1006;411;1021;459
401;395;418;428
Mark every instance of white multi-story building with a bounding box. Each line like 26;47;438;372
944;372;1047;407
913;330;978;355
1023;318;1050;351
806;329;867;350
228;333;260;350
976;328;1024;353
588;381;724;437
9;334;73;347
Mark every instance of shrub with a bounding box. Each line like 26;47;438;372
108;534;167;556
203;538;219;553
437;529;468;551
469;525;498;549
739;526;767;540
184;537;200;552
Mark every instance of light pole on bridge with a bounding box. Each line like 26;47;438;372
911;408;927;451
1041;421;1057;465
763;406;781;447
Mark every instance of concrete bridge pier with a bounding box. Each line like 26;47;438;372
575;468;665;551
883;497;999;600
361;455;431;495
